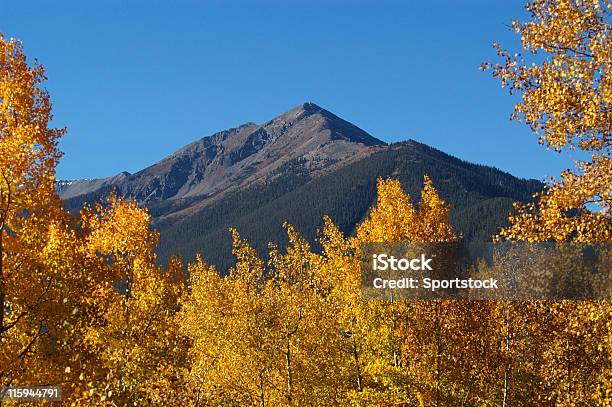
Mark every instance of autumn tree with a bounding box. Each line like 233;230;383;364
330;177;489;405
266;224;351;405
181;225;351;406
75;197;189;405
483;0;611;242
180;231;276;405
318;217;367;399
0;33;68;388
484;1;611;405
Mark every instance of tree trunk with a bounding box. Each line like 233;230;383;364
352;336;363;392
285;338;292;404
0;180;8;407
502;362;509;407
0;177;9;340
566;336;572;402
435;302;441;407
502;305;510;407
0;225;3;407
0;226;4;336
260;372;265;407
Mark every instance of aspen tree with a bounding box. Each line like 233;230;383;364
0;34;66;388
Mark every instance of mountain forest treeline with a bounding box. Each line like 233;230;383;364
150;143;543;271
1;0;610;405
58;128;544;272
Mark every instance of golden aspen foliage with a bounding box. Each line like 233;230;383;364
503;156;611;242
473;242;611;404
355;176;457;244
486;0;610;152
266;223;348;405
318;216;366;397
477;298;609;405
0;34;64;222
530;300;611;405
181;226;350;406
343;177;477;405
416;175;458;242
354;178;418;242
73;197;188;405
0;34;69;387
180;231;277;405
0;202;107;396
484;3;611;405
483;0;611;242
0;34;120;402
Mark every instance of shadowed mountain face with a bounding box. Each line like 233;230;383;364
58;103;543;270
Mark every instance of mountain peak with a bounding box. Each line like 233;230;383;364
277;102;325;122
298;101;323;114
58;103;386;203
272;102;384;146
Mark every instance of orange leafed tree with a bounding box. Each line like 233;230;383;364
485;2;611;405
483;0;611;242
0;33;66;386
0;35;189;405
75;197;188;405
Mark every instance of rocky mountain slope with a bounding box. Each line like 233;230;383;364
59;102;384;205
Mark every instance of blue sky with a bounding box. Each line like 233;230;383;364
3;0;583;181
